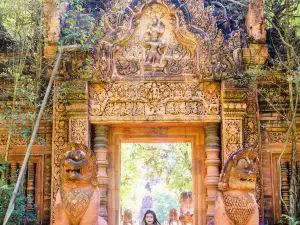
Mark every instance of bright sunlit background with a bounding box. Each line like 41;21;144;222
120;143;192;224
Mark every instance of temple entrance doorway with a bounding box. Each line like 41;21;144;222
106;125;208;225
120;143;192;225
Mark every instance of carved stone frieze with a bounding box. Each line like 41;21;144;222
60;81;88;102
0;134;46;146
223;91;247;103
244;85;261;212
223;79;250;90
222;103;247;117
267;131;300;143
89;82;220;121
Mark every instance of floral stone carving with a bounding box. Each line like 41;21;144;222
211;147;259;225
54;142;107;225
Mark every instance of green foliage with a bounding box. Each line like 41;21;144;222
0;0;42;43
59;0;105;47
0;162;36;225
0;0;47;160
152;186;180;223
278;214;300;225
121;143;192;222
122;143;192;196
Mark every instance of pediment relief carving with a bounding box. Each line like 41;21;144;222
92;2;208;81
89;0;243;82
61;0;243;83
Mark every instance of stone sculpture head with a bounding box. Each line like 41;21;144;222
218;147;258;191
61;142;97;186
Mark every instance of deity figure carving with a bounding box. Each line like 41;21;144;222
211;147;259;225
54;142;107;225
168;208;182;225
143;16;167;73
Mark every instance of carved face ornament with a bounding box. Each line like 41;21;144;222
61;143;96;185
228;157;257;191
219;147;258;191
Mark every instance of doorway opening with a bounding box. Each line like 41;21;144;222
120;143;193;225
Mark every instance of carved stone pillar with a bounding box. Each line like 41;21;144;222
10;161;17;182
221;81;247;163
280;161;289;214
93;125;109;221
27;162;35;215
51;81;69;224
44;156;52;222
64;81;89;146
204;124;220;222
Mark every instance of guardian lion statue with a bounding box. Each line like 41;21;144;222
210;147;259;225
54;142;107;225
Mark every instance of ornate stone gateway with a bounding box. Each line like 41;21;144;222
47;0;263;224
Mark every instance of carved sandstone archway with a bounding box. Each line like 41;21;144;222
49;1;234;224
92;124;220;225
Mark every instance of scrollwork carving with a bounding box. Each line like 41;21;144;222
70;119;87;145
89;82;220;119
52;83;69;223
224;119;243;160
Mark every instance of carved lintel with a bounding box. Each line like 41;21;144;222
89;82;221;121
